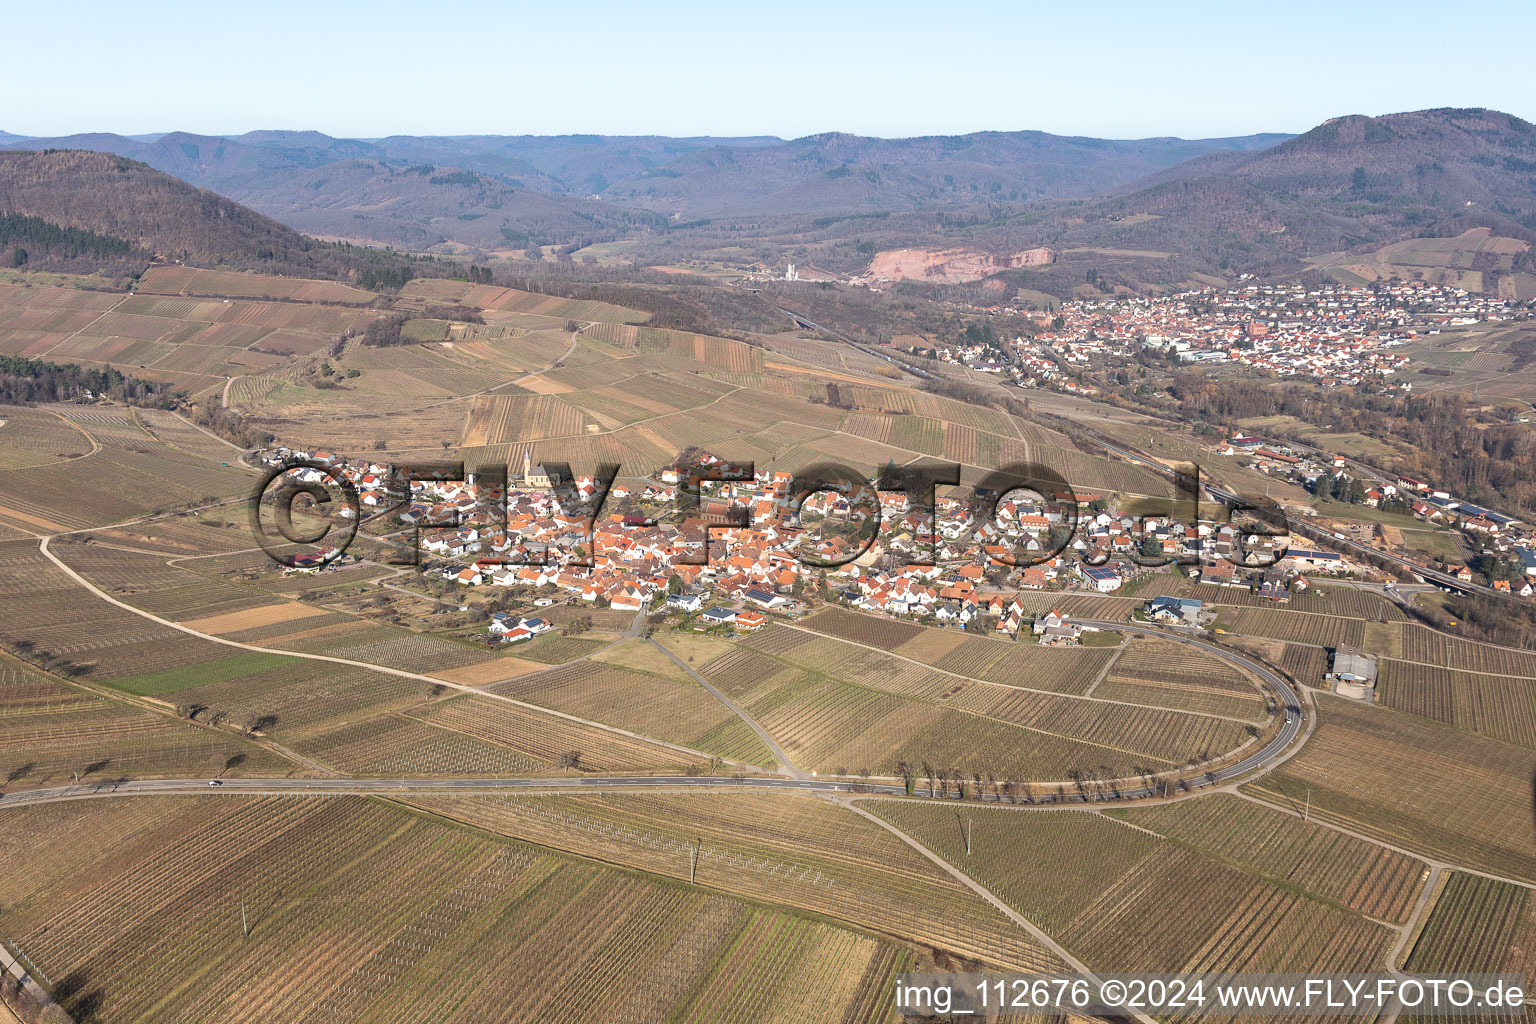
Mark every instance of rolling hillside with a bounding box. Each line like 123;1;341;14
598;130;1291;216
0;127;1290;248
7;111;1534;288
989;108;1536;283
0;150;415;281
205;159;667;249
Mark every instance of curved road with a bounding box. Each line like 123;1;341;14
1067;619;1306;792
0;622;1308;810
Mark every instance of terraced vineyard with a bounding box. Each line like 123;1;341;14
270;620;500;675
160;657;436;739
0;418;250;533
948;684;1253;766
862;802;1162;934
0;404;92;469
399;279;649;324
936;636;1117;695
1009;591;1139;620
0;659;288;786
1221;607;1367;648
1277;642;1330;686
797;607;928;649
413;693;699;773
699;637;1253;779
1397;623;1536;677
799;611;1118;696
461;393;590;445
139;266;378;304
1404;872;1536;981
0;540;275;684
51;539;277;623
490;660;777;765
1094;636;1268;721
302;713;546;775
510;633;610;664
742;626;955;701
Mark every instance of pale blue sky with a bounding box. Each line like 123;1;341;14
4;0;1533;140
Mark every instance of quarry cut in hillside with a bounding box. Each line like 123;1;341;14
862;246;1056;284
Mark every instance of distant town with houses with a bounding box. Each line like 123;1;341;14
935;280;1518;393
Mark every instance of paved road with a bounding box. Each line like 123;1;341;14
841;798;1159;1024
0;775;906;807
0;620;1307;810
777;307;932;381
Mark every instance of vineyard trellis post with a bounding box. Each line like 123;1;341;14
0;929;50;988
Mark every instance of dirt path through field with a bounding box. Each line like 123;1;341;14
649;637;806;779
36;535;759;772
418;322;590;412
841;796;1160;1024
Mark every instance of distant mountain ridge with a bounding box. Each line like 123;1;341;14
0;126;1291;249
5;111;1533;290
215;159;667;249
597;130;1292;216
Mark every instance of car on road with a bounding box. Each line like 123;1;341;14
208;779;223;787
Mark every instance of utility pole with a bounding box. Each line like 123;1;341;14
241;901;249;940
689;840;698;885
966;818;973;857
1304;788;1311;823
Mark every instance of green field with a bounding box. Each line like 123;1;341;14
98;651;298;695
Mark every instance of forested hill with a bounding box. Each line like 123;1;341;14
0;150;418;283
977;108;1536;280
0;211;138;270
